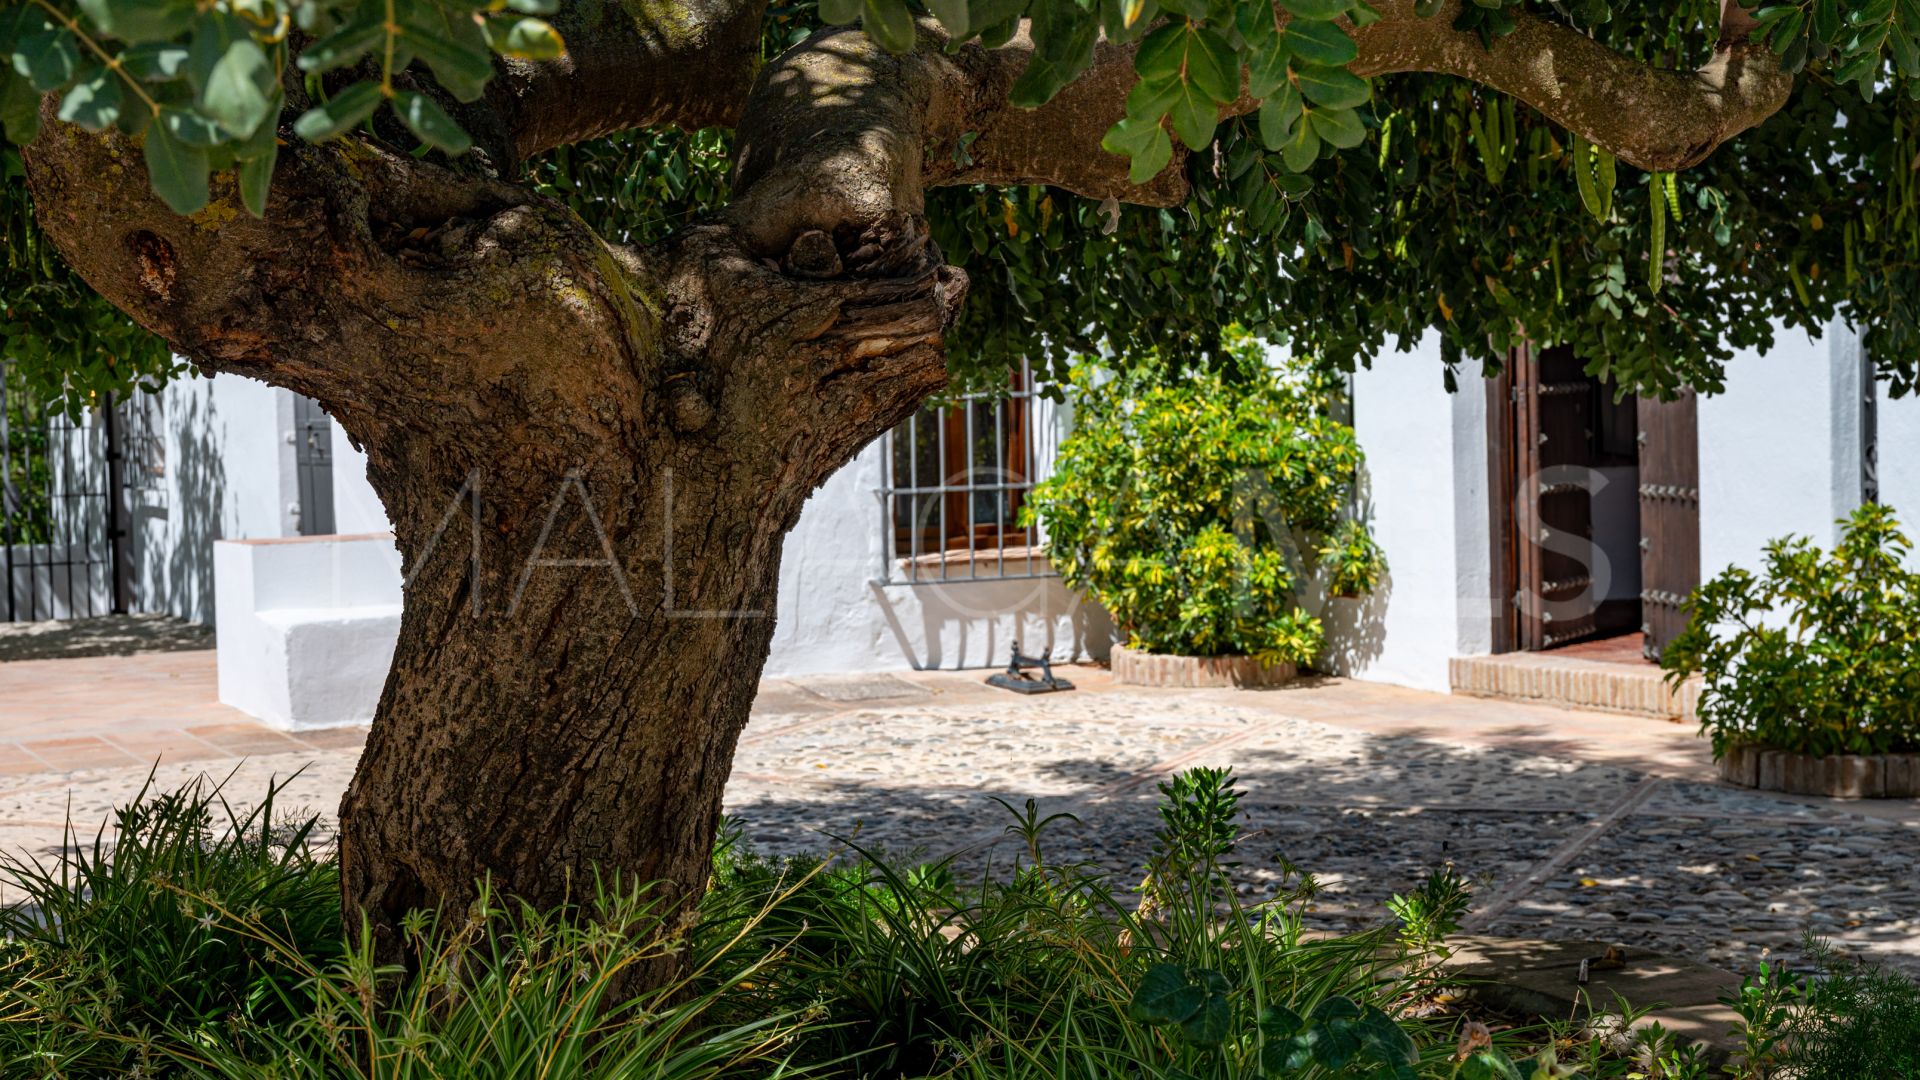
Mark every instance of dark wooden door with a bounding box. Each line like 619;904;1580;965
293;394;336;536
1636;392;1699;659
1514;345;1600;650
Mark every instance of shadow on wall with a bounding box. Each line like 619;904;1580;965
137;385;227;625
869;573;1117;671
1314;463;1390;677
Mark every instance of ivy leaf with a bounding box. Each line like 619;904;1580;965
484;17;565;60
1357;1005;1418;1065
1258;83;1303;149
1128;963;1206;1024
1284;20;1359;66
1179;989;1232;1046
201;38;274;138
56;67;121;131
819;0;863;22
143;122;209;215
1280;0;1355;19
292;79;383;143
1309;105;1366;148
1103;115;1174;182
393;90;472;155
1294;63;1371;109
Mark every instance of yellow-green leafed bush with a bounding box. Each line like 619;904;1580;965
1028;351;1382;667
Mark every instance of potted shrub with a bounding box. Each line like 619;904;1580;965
1662;503;1920;798
1027;336;1383;688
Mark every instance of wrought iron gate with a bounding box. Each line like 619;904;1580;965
0;368;128;622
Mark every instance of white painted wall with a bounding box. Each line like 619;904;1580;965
215;534;402;730
329;434;392;536
1698;322;1851;579
200;384;1109;730
1317;334;1489;692
765;438;1114;676
1876;377;1920;533
125;371;301;625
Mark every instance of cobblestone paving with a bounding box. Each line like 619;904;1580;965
3;682;1915;979
725;694;1920;978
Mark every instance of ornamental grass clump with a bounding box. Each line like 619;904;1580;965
5;771;1659;1079
1662;502;1920;759
1028;339;1383;668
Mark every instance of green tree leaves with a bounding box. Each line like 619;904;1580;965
1102;2;1370;181
143;120;208;213
1;0;566;217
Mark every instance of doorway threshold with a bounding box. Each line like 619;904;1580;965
1449;651;1701;723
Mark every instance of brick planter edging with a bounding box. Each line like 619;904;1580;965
1110;643;1297;689
1717;743;1920;799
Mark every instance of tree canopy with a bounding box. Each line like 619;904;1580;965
4;0;1916;416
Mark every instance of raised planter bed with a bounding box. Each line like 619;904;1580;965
1110;643;1296;689
1717;743;1920;799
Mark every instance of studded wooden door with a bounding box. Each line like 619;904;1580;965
1636;392;1699;659
1514;345;1600;650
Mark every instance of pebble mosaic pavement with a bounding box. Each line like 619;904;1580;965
2;663;1915;979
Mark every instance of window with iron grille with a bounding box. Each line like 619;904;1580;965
878;359;1055;583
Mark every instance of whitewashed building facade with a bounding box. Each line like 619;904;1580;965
12;318;1909;727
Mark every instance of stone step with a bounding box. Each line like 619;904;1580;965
1450;653;1701;722
1446;934;1743;1066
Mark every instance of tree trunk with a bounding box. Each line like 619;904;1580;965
324;217;959;955
337;444;786;955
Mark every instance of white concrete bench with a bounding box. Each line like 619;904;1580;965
214;533;403;730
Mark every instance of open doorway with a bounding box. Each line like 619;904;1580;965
1487;345;1699;661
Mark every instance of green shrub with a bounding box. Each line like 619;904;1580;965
0;771;342;1076
1662;502;1920;758
1780;947;1920;1079
5;771;1646;1079
1028;339;1382;666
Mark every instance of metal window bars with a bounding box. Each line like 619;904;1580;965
876;358;1058;584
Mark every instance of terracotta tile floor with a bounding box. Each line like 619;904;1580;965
1546;631;1656;666
0;650;366;776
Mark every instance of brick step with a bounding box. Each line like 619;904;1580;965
1449;652;1701;722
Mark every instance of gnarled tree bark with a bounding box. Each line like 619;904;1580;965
21;0;1794;976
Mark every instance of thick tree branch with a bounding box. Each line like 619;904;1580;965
488;0;767;159
1350;0;1794;172
21;114;667;461
729;2;1792;262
